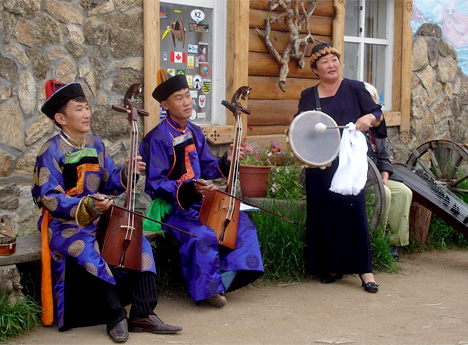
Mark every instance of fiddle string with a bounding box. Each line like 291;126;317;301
231;111;243;200
395;165;468;219
130;119;139;234
226;111;243;220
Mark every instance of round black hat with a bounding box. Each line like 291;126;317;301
152;74;189;102
41;81;85;119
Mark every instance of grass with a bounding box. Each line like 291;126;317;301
0;293;41;343
250;200;306;282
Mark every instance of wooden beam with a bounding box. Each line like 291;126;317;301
249;0;335;17
246;134;288;152
200;125;235;144
248;99;298;125
248;75;318;100
143;0;160;134
400;0;413;142
250;8;333;37
332;0;345;60
383;111;402;127
249;51;317;78
249;28;331;55
250;125;290;135
226;0;250;131
392;0;403;113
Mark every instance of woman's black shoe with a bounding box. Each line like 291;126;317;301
359;275;379;293
320;273;343;284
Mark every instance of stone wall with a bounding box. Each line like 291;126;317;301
0;0;146;236
388;23;468;163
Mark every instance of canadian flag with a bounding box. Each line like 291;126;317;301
170;52;186;63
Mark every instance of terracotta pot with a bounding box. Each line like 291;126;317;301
239;165;272;197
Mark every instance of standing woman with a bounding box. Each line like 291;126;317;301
296;43;384;292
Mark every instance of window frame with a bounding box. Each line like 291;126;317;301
343;0;395;111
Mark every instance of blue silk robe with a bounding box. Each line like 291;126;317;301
140;116;264;302
31;132;156;330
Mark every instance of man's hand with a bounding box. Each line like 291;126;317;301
126;155;146;175
381;171;390;186
194;179;218;196
92;193;113;212
227;144;245;162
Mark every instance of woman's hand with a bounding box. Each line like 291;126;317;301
355;114;375;131
194;179;218;196
92;193;113;212
126;155;146;175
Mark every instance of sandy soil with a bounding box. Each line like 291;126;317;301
11;250;468;345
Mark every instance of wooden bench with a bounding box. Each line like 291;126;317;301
0;231;164;302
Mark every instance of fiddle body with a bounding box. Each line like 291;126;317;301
199;86;251;250
199;189;240;250
97;206;142;271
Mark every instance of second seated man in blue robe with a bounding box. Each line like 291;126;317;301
139;74;264;308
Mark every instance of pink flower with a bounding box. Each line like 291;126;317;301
245;146;253;152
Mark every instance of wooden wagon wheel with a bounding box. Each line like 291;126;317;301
366;157;387;230
406;140;468;194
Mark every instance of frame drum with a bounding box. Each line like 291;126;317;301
287;110;341;168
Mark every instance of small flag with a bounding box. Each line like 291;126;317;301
170;51;186;63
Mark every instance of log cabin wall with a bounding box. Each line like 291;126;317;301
246;0;335;150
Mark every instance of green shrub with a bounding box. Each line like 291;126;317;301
267;156;305;201
0;293;41;343
250;201;306;282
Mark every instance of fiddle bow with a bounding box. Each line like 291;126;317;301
199;87;297;250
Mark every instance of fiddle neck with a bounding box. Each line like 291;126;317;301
225;110;242;195
124;107;139;209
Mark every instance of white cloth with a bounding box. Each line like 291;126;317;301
329;122;368;195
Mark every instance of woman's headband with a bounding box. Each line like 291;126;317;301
310;46;341;66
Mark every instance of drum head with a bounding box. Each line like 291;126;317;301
288;110;341;167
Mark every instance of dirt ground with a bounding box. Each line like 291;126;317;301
11;250;468;345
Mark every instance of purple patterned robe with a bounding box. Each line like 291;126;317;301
31;132;156;330
140;116;264;302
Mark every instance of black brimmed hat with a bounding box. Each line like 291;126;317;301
152;74;189;102
41;80;85;119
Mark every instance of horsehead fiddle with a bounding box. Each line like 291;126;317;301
198;86;297;250
97;84;194;271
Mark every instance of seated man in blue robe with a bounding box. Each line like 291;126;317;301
32;80;181;343
139;74;264;308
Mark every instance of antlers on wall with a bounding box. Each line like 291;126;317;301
256;0;317;92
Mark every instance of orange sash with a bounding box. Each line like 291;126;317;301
40;209;53;326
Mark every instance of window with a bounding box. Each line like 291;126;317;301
160;0;226;124
343;0;394;110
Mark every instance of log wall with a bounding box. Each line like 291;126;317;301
247;0;334;150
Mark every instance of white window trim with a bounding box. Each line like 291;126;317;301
161;0;227;125
344;0;394;111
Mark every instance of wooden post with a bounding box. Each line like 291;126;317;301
143;0;160;134
226;0;249;133
333;0;345;73
400;0;413;143
409;201;432;243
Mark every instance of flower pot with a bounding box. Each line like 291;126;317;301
239;165;272;197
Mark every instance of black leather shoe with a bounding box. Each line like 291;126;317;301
128;314;182;334
359;274;379;293
319;273;343;284
108;318;129;343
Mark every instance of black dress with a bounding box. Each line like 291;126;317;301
296;79;383;275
